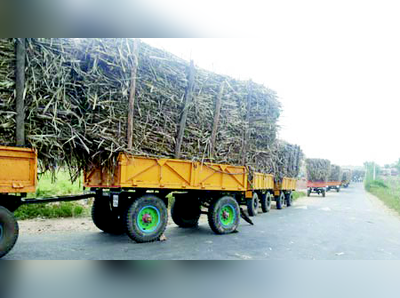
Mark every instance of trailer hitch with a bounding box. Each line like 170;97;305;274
240;207;254;225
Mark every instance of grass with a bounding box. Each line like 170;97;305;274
15;202;87;220
365;177;400;215
293;191;306;200
27;170;83;198
15;170;90;220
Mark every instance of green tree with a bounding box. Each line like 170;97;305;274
395;158;400;173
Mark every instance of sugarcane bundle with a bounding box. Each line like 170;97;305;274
342;169;352;182
0;38;16;144
329;164;342;182
306;158;331;182
0;38;282;179
251;140;303;181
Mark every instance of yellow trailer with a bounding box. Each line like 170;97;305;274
84;154;296;242
0;146;37;258
1;148;297;257
245;172;275;216
84;154;252;242
0;146;93;259
273;177;297;210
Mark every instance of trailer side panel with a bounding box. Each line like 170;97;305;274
85;155;247;192
0;146;37;193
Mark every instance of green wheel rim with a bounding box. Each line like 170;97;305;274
137;206;161;233
219;204;236;227
0;223;3;241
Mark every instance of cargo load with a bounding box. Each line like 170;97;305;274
328;164;342;182
0;38;281;178
252;140;303;181
306;158;331;182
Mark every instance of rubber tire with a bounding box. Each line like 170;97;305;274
336;187;340;193
171;197;201;228
276;192;285;210
286;192;293;207
0;206;19;259
208;196;240;235
124;195;168;243
91;197;125;235
247;193;259;216
322;189;326;197
261;192;272;213
307;189;311;197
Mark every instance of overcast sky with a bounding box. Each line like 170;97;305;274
142;0;400;167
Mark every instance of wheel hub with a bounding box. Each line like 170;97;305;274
222;210;230;220
142;214;153;223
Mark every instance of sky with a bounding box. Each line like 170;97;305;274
142;0;400;167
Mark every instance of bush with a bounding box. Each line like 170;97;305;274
15;169;88;220
365;177;400;215
365;179;388;191
293;191;306;200
15;202;87;220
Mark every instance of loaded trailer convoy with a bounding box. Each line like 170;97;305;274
306;158;331;197
0;146;296;258
306;161;353;196
0;38;300;258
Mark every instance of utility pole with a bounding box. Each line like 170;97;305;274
373;163;376;180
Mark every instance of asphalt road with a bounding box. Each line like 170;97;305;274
5;183;400;260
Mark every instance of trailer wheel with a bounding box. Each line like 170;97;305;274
0;206;19;259
336;187;340;193
247;193;259;216
322;189;326;197
286;192;293;207
171;197;201;228
208;196;240;235
124;195;168;243
307;189;311;197
261;192;272;213
276;192;285;210
92;197;124;235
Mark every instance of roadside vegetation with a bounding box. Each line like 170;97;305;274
364;162;400;215
15;171;90;220
293;191;306;200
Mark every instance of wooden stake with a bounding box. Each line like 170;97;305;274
16;38;26;146
175;60;195;159
210;81;225;158
127;39;139;150
241;81;252;165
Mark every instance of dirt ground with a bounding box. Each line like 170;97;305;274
18;213;209;235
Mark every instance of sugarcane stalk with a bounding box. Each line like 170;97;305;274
15;38;25;146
